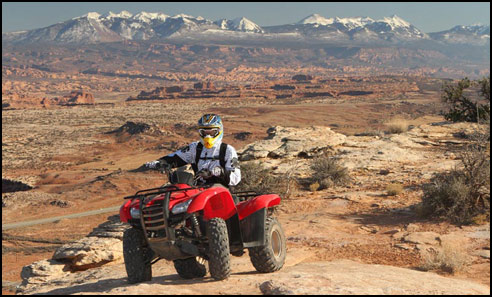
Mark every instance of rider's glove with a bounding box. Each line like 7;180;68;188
198;169;212;179
145;160;160;169
211;166;224;177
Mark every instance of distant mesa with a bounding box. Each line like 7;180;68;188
61;91;95;105
292;74;314;82
272;84;296;91
130;86;184;100
2;90;95;109
339;90;374;96
125;77;391;103
41;90;95;106
35;91;93;106
194;81;216;90
127;81;224;101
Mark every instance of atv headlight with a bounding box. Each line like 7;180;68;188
130;207;140;219
171;199;193;215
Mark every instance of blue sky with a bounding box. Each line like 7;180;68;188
2;2;490;33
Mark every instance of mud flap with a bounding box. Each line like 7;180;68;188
226;213;243;250
240;208;266;247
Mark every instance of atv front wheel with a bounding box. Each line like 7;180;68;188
173;257;207;279
207;217;231;280
123;227;153;283
249;217;286;273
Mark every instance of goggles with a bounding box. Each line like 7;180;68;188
198;128;220;138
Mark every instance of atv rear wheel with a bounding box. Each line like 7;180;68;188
173;257;207;279
207;217;231;280
249;217;286;273
123;227;153;284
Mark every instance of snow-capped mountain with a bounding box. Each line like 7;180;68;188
428;24;490;46
1;11;488;47
298;14;335;26
363;15;428;40
2;11;268;43
214;17;264;33
276;14;428;41
298;14;374;30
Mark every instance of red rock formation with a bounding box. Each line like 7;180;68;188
61;91;95;105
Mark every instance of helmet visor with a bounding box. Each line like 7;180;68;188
199;128;220;138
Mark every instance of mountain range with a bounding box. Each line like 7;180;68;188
2;11;490;47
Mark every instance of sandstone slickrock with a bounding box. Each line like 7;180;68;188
256;260;490;295
51;215;129;271
238;126;346;161
17;259;490;295
52;237;123;270
403;232;441;245
20;259;69;286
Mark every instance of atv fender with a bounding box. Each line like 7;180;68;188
120;199;133;223
236;194;281;220
187;187;237;220
236;194;281;247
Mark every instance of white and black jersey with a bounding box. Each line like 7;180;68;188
160;141;241;187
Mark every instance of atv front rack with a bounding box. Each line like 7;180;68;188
124;184;209;200
124;184;207;261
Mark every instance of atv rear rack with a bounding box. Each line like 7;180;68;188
232;191;259;198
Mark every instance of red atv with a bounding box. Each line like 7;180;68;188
119;164;286;282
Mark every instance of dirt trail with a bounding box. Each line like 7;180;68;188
1;206;120;230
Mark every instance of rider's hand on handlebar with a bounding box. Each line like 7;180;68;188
145;160;171;170
196;167;223;180
211;166;224;177
145;160;160;169
197;169;212;179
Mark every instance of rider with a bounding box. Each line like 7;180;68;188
146;114;241;188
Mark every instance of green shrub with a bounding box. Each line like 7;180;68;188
310;155;351;190
441;77;490;123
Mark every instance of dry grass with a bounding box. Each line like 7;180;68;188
386;183;404;196
419;242;471;274
384;117;409;134
309;181;321;192
234;161;299;198
421;122;490;225
310;155;351;190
